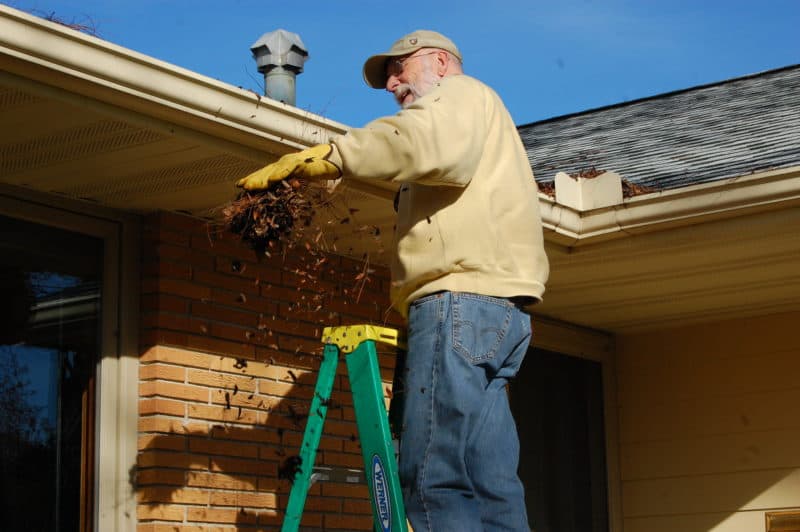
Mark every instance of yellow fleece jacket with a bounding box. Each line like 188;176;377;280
328;74;549;318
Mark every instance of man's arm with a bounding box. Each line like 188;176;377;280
330;75;489;186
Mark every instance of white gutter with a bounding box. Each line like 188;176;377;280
541;166;800;247
0;5;345;153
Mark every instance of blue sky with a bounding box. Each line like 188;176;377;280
6;0;800;127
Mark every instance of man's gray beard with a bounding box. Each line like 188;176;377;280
395;70;442;108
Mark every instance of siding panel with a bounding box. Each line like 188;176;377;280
616;311;800;530
622;468;800;516
624;510;766;532
621;428;800;479
619;388;800;443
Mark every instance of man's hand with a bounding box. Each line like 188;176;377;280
236;144;341;190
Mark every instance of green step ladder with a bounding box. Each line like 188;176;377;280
281;324;408;532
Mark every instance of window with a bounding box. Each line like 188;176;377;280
0;193;138;532
0;214;102;532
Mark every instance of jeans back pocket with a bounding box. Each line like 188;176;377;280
451;293;513;364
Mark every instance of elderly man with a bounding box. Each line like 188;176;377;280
238;30;549;532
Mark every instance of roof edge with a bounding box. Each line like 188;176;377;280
541;166;800;247
0;4;347;155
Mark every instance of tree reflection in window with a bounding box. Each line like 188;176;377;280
0;214;102;532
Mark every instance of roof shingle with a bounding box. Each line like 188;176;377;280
519;65;800;191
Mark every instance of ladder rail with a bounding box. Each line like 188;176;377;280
280;343;340;532
280;325;408;532
346;339;408;532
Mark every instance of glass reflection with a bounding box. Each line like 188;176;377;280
0;214;102;532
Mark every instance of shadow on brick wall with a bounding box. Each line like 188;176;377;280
135;343;400;530
136;212;402;529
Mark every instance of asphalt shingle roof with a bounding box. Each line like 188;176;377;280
519;65;800;191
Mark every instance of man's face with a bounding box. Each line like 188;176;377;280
385;49;443;108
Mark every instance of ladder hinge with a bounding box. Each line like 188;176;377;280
321;324;401;353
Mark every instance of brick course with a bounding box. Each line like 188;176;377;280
137;211;399;531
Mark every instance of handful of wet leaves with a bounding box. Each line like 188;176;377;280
222;178;316;255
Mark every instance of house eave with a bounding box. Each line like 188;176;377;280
0;4;400;208
0;4;346;154
541;166;800;248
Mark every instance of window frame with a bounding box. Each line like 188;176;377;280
0;185;139;532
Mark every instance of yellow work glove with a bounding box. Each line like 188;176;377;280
236;144;341;190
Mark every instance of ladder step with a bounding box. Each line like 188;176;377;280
310;466;365;485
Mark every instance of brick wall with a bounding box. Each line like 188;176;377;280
137;211;402;531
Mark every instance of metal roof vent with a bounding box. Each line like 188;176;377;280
250;29;309;106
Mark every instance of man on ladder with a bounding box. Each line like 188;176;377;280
238;29;550;532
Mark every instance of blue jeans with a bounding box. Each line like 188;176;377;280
398;291;532;531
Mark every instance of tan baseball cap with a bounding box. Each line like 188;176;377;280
362;30;462;89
